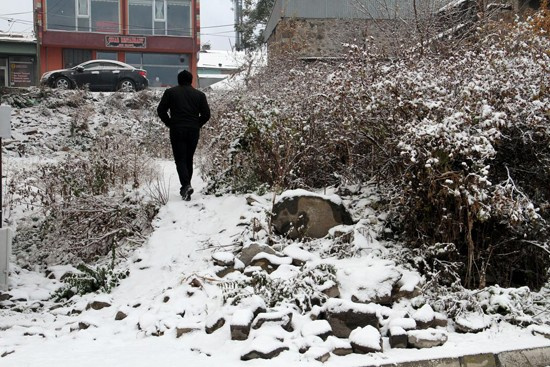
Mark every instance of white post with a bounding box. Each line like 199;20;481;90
0;105;12;291
0;228;11;291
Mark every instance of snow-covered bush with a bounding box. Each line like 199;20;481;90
12;136;159;266
202;16;550;289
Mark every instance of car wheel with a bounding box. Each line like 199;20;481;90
54;77;71;89
117;79;136;92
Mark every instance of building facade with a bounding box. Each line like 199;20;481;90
0;34;38;88
35;0;201;87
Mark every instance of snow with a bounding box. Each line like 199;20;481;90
276;189;343;206
250;252;293;266
301;320;332;337
413;304;436;323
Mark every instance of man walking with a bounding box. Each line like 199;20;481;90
157;70;210;201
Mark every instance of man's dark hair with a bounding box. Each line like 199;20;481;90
178;70;193;85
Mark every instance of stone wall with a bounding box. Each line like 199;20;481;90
267;18;412;58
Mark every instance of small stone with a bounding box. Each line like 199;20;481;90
240;335;289;360
176;327;200;338
412;304;435;329
115;311;128;321
389;326;408;349
205;316;226;334
253;311;293;331
230;309;255;340
87;301;111;310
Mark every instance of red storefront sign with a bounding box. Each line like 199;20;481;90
105;36;147;48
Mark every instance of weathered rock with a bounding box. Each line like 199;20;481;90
215;266;239;278
78;322;91;330
329;225;355;243
238;243;278;266
408;329;448;349
320;282;340;299
115;311;128;321
0;292;11;302
230;309;255;340
176;327;200;338
205;316;226;334
530;325;550;339
433;312;448;328
249;252;293;273
212;251;235;267
454;313;491;333
322;299;379;338
350;325;383;354
326;336;353;356
240;336;289;360
87;301;111;311
252;311;293;331
282;245;316;267
272;191;354;239
389;326;408;349
412;304;435;329
304;346;331;362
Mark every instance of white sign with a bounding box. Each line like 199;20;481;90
0;105;11;139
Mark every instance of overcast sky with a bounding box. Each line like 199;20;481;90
0;0;235;50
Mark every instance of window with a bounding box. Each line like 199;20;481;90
46;0;76;31
128;0;191;36
45;0;119;33
125;52;189;86
91;0;119;33
63;49;92;68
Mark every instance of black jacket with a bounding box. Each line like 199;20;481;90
157;84;211;129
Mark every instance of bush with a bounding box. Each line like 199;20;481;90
202;16;550;290
12;135;160;266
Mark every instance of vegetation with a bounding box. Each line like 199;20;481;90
201;14;550;290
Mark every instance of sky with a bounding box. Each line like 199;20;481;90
0;0;236;50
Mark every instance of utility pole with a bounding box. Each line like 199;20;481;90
234;0;243;51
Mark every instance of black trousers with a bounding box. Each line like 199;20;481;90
169;127;200;190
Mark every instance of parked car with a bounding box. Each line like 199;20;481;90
40;60;148;92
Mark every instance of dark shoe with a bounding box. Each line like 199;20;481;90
181;185;194;201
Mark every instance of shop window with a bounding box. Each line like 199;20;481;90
63;49;92;68
129;0;190;36
46;0;76;31
125;52;189;86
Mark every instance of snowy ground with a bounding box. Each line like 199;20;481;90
1;160;549;366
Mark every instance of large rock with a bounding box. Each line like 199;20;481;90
350;325;383;354
238;243;278;266
230;309;255;340
321;299;379;338
272;190;354;239
240;335;289;360
408;329;448;349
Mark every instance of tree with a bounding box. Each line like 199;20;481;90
234;0;275;51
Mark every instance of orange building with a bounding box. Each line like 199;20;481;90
34;0;201;87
